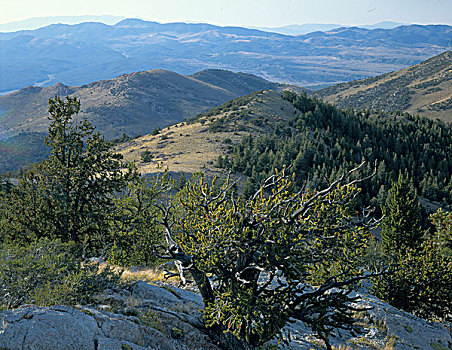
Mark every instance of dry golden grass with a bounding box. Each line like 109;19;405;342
318;52;452;122
118;117;236;175
92;260;182;285
117;90;297;176
121;266;182;284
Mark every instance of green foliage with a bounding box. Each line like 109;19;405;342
0;239;122;310
167;168;375;348
373;207;452;322
110;132;133;145
429;208;452;256
218;91;452;210
141;150;154;163
108;175;170;267
372;239;452;322
0;96;139;257
150;128;161;136
381;173;424;256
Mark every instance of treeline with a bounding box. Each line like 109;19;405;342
217;91;452;211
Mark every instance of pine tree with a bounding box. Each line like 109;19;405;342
1;96;138;255
381;173;424;256
158;166;380;349
429;208;452;256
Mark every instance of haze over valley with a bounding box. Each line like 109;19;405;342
1;19;451;94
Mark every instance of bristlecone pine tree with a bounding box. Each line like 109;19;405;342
157;164;382;350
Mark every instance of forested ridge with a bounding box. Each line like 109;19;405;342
216;91;452;210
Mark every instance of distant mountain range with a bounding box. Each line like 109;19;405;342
250;21;408;35
316;51;452;122
0;19;450;93
0;17;406;35
0;16;125;32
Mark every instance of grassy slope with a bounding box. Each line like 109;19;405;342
315;51;452;122
117;90;297;175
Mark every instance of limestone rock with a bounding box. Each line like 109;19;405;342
0;282;217;350
1;281;450;350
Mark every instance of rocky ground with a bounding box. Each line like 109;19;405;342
0;279;450;350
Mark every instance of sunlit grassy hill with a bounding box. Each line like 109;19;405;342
117;90;297;175
316;51;452;122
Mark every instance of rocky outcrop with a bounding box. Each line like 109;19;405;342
0;281;218;350
281;292;452;349
0;282;450;350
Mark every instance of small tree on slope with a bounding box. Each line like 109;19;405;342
373;206;452;322
380;172;424;257
1;96;138;256
157;163;383;350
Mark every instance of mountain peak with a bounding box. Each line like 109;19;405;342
114;18;154;27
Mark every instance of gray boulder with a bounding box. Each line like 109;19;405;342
0;282;217;350
1;281;450;350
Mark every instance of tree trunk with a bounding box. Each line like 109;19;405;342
189;268;254;350
190;267;215;304
216;331;254;350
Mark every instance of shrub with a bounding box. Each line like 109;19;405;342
141;150;154;163
0;239;122;309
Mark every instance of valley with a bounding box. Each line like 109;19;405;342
0;20;451;93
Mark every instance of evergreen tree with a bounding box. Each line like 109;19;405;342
1;96;138;256
158;166;381;350
380;173;424;256
373;209;452;322
429;208;452;256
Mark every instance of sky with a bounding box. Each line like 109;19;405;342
1;0;451;27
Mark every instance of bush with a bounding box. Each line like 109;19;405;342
160;166;377;349
0;239;123;309
141;150;154;163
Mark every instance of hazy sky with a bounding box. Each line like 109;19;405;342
1;0;451;26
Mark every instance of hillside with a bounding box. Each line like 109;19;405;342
316;51;452;122
0;69;296;173
0;20;450;92
0;69;293;140
118;90;452;209
117;90;298;174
